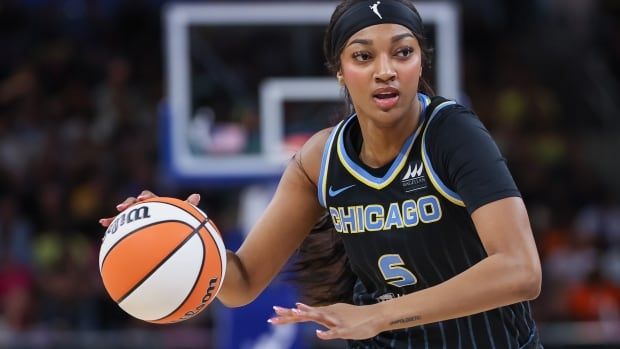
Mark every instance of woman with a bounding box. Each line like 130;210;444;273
100;0;543;347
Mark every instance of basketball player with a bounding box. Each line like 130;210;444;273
101;0;543;347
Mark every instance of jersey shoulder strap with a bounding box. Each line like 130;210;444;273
423;96;456;123
317;117;350;208
426;95;452;112
420;96;465;207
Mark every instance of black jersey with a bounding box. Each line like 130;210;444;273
317;94;541;349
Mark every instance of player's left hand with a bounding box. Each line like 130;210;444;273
269;302;382;340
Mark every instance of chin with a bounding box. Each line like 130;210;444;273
371;109;406;127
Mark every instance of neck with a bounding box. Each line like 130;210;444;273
358;97;422;168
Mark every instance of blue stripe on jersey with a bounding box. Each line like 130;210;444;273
420;324;429;349
318;122;344;207
406;327;412;349
511;307;520;344
454;216;479;349
500;307;514;349
521;303;531;334
456;318;463;349
467;316;479;349
420;100;466;206
336;94;430;190
519;325;538;349
483;312;497;349
439;321;447;349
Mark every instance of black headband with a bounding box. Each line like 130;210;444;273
330;0;424;56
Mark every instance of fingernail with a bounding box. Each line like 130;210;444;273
116;204;124;209
316;330;323;334
267;318;273;324
137;195;146;200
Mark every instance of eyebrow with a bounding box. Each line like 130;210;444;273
347;33;415;47
391;33;415;42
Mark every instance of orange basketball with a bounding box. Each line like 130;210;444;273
99;197;227;324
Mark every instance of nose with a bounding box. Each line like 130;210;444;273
374;54;396;83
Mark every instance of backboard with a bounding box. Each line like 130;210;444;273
163;2;460;183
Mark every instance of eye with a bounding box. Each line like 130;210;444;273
396;47;414;58
352;51;372;62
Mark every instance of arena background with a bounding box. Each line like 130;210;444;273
0;0;619;348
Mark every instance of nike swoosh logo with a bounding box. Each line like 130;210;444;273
328;184;356;197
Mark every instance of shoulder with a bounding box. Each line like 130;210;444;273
425;98;485;140
427;97;476;124
294;127;336;187
423;97;502;168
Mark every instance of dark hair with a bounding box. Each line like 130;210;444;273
289;0;433;306
324;0;435;114
287;213;357;305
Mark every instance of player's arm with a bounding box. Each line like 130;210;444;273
216;129;329;307
99;129;330;307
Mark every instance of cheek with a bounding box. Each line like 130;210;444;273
342;65;368;86
397;64;423;94
402;67;422;84
341;66;370;98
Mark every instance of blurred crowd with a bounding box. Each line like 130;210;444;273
0;0;619;345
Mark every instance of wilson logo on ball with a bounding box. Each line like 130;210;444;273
106;206;151;236
175;277;219;322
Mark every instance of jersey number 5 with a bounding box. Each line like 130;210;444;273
378;254;418;287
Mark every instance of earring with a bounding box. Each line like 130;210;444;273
337;75;344;85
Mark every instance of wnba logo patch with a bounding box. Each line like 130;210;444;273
402;162;427;192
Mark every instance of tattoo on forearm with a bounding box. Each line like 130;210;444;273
389;315;421;326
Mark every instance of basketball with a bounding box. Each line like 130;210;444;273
98;197;227;324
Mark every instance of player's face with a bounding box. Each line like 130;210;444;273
339;24;422;126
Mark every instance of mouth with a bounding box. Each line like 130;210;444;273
373;87;400;110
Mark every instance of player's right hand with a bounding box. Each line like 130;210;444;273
98;190;201;227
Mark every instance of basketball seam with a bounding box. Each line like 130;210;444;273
116;218;208;304
153;223;209;322
100;219;194;270
205;222;225;293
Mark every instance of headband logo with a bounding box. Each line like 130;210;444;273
369;1;382;19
